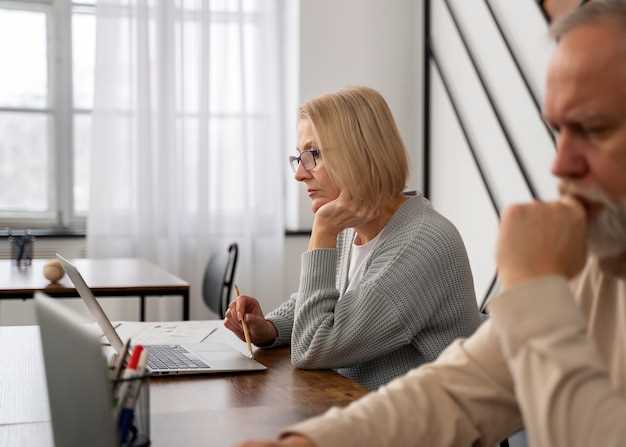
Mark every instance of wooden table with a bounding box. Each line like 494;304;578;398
0;326;367;446
0;258;190;321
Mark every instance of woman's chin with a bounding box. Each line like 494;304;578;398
311;198;328;214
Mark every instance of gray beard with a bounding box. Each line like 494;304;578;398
587;199;626;258
560;181;626;259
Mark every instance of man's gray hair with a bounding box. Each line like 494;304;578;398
551;0;626;41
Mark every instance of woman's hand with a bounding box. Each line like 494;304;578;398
223;295;278;346
309;190;379;249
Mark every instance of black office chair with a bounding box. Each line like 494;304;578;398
202;243;238;319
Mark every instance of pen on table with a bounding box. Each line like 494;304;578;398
234;284;253;358
199;327;218;343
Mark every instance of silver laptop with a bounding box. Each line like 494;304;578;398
56;254;266;376
35;292;118;447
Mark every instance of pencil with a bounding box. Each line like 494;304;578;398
235;284;253;358
112;338;131;394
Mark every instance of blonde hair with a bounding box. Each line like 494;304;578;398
299;86;409;208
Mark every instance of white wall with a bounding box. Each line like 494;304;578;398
428;0;555;305
275;0;425;311
286;0;424;230
283;235;309;300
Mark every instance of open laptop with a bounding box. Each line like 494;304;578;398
35;292;118;447
56;254;266;376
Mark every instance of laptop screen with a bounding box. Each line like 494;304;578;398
35;292;117;447
56;254;125;353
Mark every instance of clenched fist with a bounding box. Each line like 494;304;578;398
496;196;588;290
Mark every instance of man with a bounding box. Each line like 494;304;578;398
238;1;626;446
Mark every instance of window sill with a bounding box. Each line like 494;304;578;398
285;229;310;237
0;228;86;239
1;228;305;239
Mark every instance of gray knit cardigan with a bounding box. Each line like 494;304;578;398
266;195;481;390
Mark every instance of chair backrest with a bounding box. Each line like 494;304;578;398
202;243;238;318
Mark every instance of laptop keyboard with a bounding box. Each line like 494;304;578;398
144;345;210;370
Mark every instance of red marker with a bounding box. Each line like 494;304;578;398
114;345;144;415
116;345;145;442
126;345;143;370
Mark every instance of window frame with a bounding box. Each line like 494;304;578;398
2;0;297;233
0;0;92;232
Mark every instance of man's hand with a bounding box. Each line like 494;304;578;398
496;196;588;289
309;190;380;250
223;295;278;346
236;435;316;447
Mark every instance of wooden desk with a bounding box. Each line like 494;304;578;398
0;258;190;321
0;326;367;446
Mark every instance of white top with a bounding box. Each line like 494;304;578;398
346;231;382;293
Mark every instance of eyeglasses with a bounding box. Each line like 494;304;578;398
288;148;321;173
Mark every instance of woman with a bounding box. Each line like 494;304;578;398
224;86;481;390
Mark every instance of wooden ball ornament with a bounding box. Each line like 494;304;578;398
43;259;65;284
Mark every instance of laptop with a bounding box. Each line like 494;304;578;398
35;292;118;447
56;254;266;376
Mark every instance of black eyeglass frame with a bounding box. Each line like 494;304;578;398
288;148;321;173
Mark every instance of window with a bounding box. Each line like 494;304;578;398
0;0;95;230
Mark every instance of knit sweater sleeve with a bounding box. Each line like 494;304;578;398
263;293;298;347
290;217;473;369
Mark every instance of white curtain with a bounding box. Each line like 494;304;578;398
88;0;285;320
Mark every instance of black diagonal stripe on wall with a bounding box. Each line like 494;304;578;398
423;0;431;199
443;0;539;201
481;272;498;313
537;0;551;23
424;1;502;316
429;55;501;218
483;0;556;147
425;1;500;218
429;53;500;311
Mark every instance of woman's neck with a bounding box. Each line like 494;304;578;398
354;195;408;245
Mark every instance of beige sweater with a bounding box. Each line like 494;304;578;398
284;257;626;446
